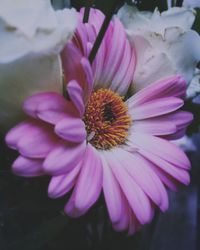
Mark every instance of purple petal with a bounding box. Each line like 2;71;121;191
48;160;82;198
127;76;186;108
43;141;86;175
131;120;176;136
12;156;44;177
6;121;33;150
65;144;103;216
131;133;191;170
104;150;153;225
24;92;78;124
112;193;131;232
101;154;123;224
17;123;58;158
6;120;58;158
114;149;168;212
139;149;190;185
130;97;183;120
55;117;86;143
67;80;85;117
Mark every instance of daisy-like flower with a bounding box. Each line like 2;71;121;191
6;9;193;234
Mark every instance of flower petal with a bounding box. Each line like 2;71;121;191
5;121;32;150
141;149;190;185
24;92;78;124
103;150;153;225
48;160;82;198
129;97;183;120
65;144;103;217
6;119;58;158
131;120;176;136
67;80;85;117
62;43;93;98
55;117;86;143
17;123;58;159
113;194;132;232
43;141;86;175
129;133;191;170
100;153;123;224
114;148;168;211
127;76;186;108
12;156;44;177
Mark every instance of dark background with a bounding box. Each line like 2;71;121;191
0;0;200;249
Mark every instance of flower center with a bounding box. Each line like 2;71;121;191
84;89;131;150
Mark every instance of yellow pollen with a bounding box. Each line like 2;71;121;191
83;89;131;150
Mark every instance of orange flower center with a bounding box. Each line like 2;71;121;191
84;89;131;150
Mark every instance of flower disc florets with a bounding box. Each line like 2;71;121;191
84;89;131;150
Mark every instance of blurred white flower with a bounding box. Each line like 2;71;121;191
186;68;200;99
0;0;77;132
174;135;197;152
118;5;200;92
183;0;200;8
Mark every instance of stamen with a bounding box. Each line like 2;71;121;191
84;89;131;150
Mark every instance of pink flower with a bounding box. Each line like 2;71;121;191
6;9;193;234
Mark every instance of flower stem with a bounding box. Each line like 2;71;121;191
83;0;94;23
89;0;124;64
176;0;183;6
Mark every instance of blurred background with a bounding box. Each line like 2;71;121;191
0;0;200;249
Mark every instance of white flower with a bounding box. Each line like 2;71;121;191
183;0;200;8
174;135;196;152
186;68;200;99
117;5;200;92
0;0;77;132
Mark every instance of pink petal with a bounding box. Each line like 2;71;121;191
139;149;190;185
75;22;89;55
164;128;187;140
6;121;32;150
43;141;86;175
130;133;191;170
100;154;122;224
92;39;106;87
62;43;93;98
113;194;131;232
65;144;103;216
131;111;193;137
48;160;82;198
104;150;153;225
147;161;178;191
37;98;78;125
17;122;58;158
55;117;86;143
127;76;186;108
128;212;140;235
114;148;168;211
102;18;126;85
24;92;78;124
67;80;85;117
131;120;176;136
84;22;96;42
23;92;56;118
115;45;136;95
62;43;84;84
79;8;104;31
129;97;184;120
6;120;57;158
12;156;44;177
80;58;93;101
